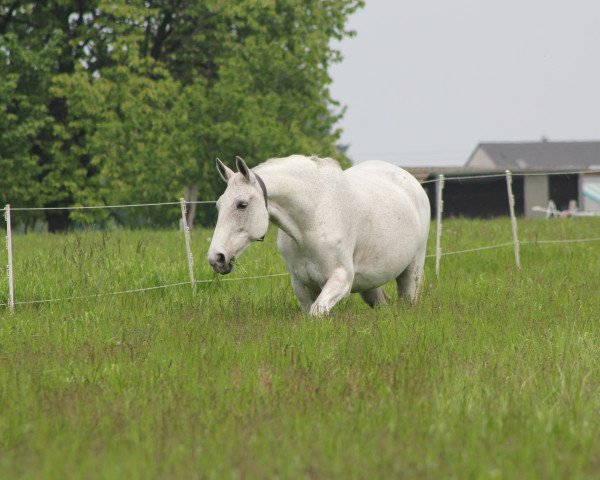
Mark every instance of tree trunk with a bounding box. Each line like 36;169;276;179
46;210;71;232
184;185;198;229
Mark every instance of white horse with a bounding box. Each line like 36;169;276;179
207;155;430;316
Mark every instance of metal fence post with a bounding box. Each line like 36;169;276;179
180;198;196;294
4;205;15;314
505;171;521;270
435;175;445;278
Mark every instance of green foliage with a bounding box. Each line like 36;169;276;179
1;0;363;228
51;61;196;226
0;32;57;207
1;218;600;477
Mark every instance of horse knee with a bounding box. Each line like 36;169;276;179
308;267;353;316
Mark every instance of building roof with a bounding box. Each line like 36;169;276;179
405;166;559;181
405;165;597;184
404;166;501;182
469;141;600;170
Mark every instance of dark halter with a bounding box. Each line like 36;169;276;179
253;171;268;242
254;171;268;208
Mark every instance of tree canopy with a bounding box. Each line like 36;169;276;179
0;0;362;229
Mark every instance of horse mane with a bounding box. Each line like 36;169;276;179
259;154;342;171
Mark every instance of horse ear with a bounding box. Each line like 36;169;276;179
236;156;252;182
216;158;234;183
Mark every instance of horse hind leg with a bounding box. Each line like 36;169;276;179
396;254;425;305
360;287;390;308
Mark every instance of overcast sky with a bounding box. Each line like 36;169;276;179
330;0;600;166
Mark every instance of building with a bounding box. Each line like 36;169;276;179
408;140;600;218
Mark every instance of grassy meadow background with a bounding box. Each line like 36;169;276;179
1;213;599;478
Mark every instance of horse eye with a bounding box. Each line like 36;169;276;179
236;201;248;210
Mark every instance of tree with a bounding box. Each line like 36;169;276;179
0;1;104;230
0;33;54;211
1;0;363;229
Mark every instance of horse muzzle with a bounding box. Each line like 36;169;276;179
208;251;234;275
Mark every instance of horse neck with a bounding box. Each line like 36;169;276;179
254;163;326;243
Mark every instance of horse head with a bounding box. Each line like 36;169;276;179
207;156;269;274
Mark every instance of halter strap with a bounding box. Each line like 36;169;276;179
253;171;268;242
254;172;268;209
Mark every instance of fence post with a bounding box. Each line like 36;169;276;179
4;205;15;314
435;175;445;278
180;198;196;294
505;171;521;270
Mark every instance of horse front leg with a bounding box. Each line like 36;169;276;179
291;275;317;313
309;267;353;316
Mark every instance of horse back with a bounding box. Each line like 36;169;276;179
344;161;430;226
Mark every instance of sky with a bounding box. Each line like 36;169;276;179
329;0;600;166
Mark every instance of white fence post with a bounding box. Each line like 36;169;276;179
180;198;196;294
435;175;445;278
505;170;521;270
4;205;15;314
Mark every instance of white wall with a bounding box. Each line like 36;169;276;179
582;175;600;212
524;175;549;218
466;148;496;169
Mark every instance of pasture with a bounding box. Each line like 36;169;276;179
1;217;599;478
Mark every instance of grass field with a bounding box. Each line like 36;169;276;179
1;215;599;479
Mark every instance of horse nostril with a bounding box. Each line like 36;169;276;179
216;253;226;265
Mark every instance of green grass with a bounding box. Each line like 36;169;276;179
1;217;599;479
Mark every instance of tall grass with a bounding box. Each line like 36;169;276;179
0;217;599;478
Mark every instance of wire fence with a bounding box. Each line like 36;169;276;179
0;273;292;308
3;169;600;312
419;168;596;184
10;199;216;212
